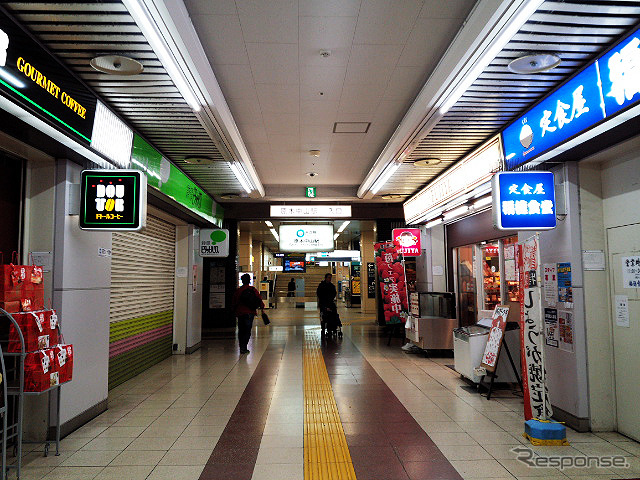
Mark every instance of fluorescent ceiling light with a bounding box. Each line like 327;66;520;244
473;196;492;208
0;68;26;89
334;233;340;240
439;0;544;115
264;220;273;228
122;0;201;112
425;218;443;229
370;161;401;194
230;162;253;193
269;228;279;242
443;205;470;221
337;220;350;233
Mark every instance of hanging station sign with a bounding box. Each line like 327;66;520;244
492;171;556;231
0;10;97;143
270;205;351;218
502;24;640;170
279;225;334;253
79;170;147;231
403;137;501;224
392;228;422;256
199;229;229;257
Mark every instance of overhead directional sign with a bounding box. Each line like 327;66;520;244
270;205;351;218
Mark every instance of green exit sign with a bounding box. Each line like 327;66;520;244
305;187;316;198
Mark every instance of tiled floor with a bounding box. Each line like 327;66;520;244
11;304;640;480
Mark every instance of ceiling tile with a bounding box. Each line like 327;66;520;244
263;113;301;135
213;64;256;99
246;42;298;65
191;14;249;65
300;65;346;101
300;46;351;67
358;0;424;20
237;123;269;143
420;0;475;19
299;16;358;49
251;62;299;85
239;14;298;44
330;133;366;152
268;134;300;152
300;124;335;144
397;17;462;67
299;0;361;16
348;44;404;66
383;66;427;101
344;63;393;85
226;94;264;124
235;0;297;17
353;15;415;45
183;0;237;16
338;84;385;114
255;84;300;114
373;100;408;125
300;101;339;126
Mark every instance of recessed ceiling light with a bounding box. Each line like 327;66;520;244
90;55;143;75
306;172;319;177
413;158;442;167
184;156;215;165
309;150;320;157
381;194;404;200
508;53;561;74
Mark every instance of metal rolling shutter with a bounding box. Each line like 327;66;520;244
108;215;176;389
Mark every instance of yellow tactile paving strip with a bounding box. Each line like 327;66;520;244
303;330;357;480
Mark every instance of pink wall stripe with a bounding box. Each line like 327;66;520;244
109;324;173;358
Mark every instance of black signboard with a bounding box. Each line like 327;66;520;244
367;262;376;299
80;170;147;231
0;8;97;143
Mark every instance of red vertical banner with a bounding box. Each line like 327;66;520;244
517;243;532;419
374;241;409;325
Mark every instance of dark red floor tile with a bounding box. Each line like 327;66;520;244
403;460;464;480
353;460;411;480
341;422;385;435
382;422;430;435
221;420;265;435
199;463;255;480
348;445;399;464
214;433;262;450
207;446;260;464
387;432;434;447
394;445;446;463
345;433;392;446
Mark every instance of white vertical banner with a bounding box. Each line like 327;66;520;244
520;234;553;420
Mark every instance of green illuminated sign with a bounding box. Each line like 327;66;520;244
305;186;316;198
130;134;223;226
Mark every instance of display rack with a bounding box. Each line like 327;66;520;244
0;308;63;480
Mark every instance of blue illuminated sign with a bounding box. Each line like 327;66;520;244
503;25;640;170
492;171;556;231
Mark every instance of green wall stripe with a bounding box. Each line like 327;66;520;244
109;310;173;343
108;336;172;389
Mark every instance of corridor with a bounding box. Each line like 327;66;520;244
17;305;640;480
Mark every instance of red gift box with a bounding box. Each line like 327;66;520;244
22;283;45;311
54;344;73;383
24;349;59;392
0;300;20;313
8;310;59;353
1;264;32;290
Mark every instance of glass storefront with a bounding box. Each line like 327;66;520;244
454;235;519;325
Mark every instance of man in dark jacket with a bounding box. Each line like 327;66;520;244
287;278;296;297
317;273;337;333
232;273;265;354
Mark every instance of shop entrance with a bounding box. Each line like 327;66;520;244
607;222;640;441
0;153;23;257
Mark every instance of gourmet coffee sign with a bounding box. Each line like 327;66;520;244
0;9;97;142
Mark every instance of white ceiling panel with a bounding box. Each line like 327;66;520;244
246;42;298;65
358;0;423;20
420;0;477;19
263;114;301;135
235;0;297;17
191;14;249;65
300;124;335;144
338;85;385;114
184;0;237;15
330;133;367;152
226;94;263;124
384;66;428;101
348;44;404;66
353;15;415;46
239;14;298;44
267;134;301;152
373;100;408;125
256;84;300;114
299;0;361;17
344;63;393;86
300;101;340;126
237;124;269;144
397;17;464;67
299;16;358;49
251;62;300;85
299;66;346;101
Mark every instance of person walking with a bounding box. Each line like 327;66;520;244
316;273;337;334
287;277;296;297
232;273;264;354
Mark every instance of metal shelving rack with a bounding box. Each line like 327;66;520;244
0;308;62;480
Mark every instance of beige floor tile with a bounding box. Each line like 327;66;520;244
9;466;52;480
429;432;479;446
139;426;185;438
158;449;212;466
21;452;71;468
181;424;225;437
65;425;108;439
262;423;303;436
111;416;157;428
483;443;528;460
439;444;493;461
97;426;146;438
170;436;220;450
614;441;640;456
457;421;506;432
469;431;525;445
251;463;303;480
81;437;133;451
189;415;231;426
41;466;103;480
417;421;464;433
59;438;92;452
451;459;512;478
499;459;564;477
60;450;120;467
256;447;303;464
126;437;176;451
146;465;205;480
572;442;631;457
93;466;154;480
259;435;303;449
109;449;166;466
